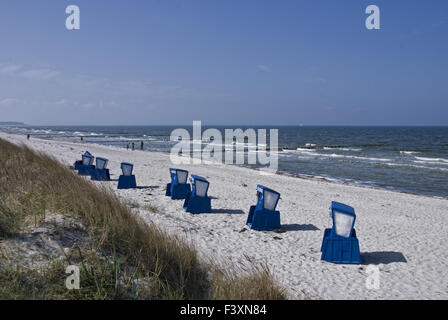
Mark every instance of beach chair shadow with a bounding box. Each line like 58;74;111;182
361;251;407;265
281;224;320;232
136;186;160;190
210;209;245;215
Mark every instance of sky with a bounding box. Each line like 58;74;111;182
0;0;447;126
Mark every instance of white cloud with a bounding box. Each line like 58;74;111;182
0;98;20;106
257;65;271;72
0;63;189;98
19;68;60;80
0;64;60;80
0;64;23;74
0;62;201;124
305;76;327;84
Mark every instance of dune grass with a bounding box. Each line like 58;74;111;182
0;138;286;300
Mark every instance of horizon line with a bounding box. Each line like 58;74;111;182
3;123;448;128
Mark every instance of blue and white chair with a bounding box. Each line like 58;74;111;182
246;185;281;231
166;168;191;200
74;152;87;171
117;162;137;189
90;157;111;181
320;201;361;264
183;175;212;214
77;151;95;176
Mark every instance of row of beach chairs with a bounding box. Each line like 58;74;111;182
73;151;362;264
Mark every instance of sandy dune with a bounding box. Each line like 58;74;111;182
2;132;448;299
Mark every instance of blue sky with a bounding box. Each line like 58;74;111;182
0;0;447;125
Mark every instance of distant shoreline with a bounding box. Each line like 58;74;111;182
2;130;446;201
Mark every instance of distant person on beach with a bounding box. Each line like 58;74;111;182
27;134;30;140
131;142;135;151
126;143;129;150
140;141;144;150
80;136;84;141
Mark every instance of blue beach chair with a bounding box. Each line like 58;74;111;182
320;201;361;264
166;168;191;200
90;157;111;181
246;185;281;231
77;151;95;176
74;151;92;171
117;162;137;189
183;175;212;214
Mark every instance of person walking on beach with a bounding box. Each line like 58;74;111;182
126;143;129;150
131;142;135;151
27;134;30;140
140;141;144;150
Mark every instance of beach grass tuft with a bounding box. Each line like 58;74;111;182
211;264;286;300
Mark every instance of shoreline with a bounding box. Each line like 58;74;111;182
2;131;448;299
3;131;446;201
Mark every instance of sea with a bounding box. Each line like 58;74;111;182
1;125;447;198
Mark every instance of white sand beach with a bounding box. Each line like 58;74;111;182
2;131;448;300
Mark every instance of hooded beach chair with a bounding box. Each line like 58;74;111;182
166;168;191;200
117;162;137;189
74;151;93;170
90;157;111;181
76;151;95;176
183;175;212;214
320;201;361;264
246;185;281;231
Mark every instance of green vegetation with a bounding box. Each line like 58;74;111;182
0;138;286;300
